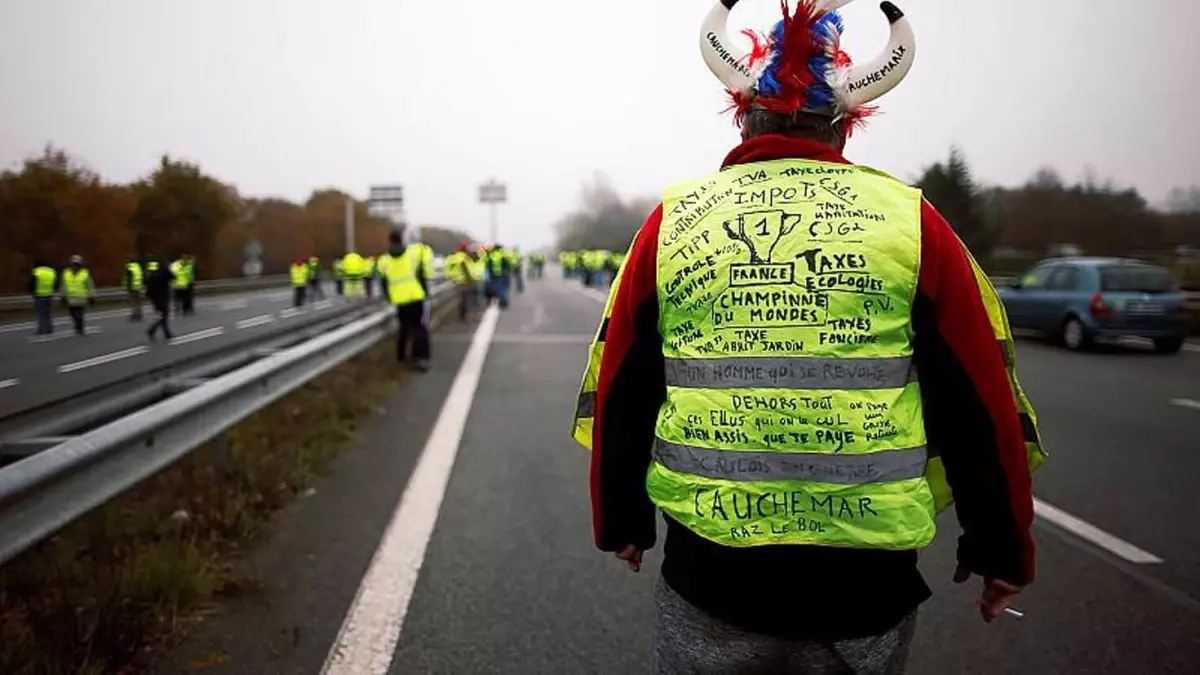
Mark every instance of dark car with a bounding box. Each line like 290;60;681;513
997;257;1190;353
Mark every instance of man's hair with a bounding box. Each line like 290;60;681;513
742;109;846;148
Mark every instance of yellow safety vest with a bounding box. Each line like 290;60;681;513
33;266;57;297
290;263;308;287
62;268;91;300
445;252;470;284
470;256;486;283
126;262;144;291
384;247;427;306
171;261;189;289
570;237;638;449
571;159;1046;550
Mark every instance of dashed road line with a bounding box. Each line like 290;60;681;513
1034;498;1163;565
0;378;19;390
1184;343;1200;354
1169;398;1200;411
321;305;500;675
236;314;275;330
58;346;150;373
218;299;250;310
28;327;103;343
168;327;225;346
313;299;335;310
279;307;306;319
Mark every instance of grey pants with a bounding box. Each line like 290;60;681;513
655;578;916;675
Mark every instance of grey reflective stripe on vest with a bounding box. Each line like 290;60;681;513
664;356;916;390
576;391;597;419
654;439;927;485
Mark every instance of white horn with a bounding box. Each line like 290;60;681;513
700;0;756;91
843;2;916;108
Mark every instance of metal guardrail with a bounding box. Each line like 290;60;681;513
0;282;454;566
0;275;291;311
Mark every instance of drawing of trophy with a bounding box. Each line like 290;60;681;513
722;210;802;264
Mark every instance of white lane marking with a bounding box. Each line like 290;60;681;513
0;378;19;390
58;346;150;373
313;299;335;310
236;314;275;330
219;299;249;310
168;327;225;346
0;322;36;334
1169;398;1200;411
28;327;103;343
1034;498;1163;565
1184;343;1200;354
279;307;305;319
322;305;500;675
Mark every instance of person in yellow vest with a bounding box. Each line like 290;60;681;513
170;257;189;316
124;257;145;321
508;247;525;294
444;242;475;322
290;259;309;307
364;255;377;299
572;2;1045;671
381;229;431;371
342;252;366;298
29;259;58;335
559;250;578;279
60;254;95;336
307;255;325;301
485;244;512;309
333;257;346;296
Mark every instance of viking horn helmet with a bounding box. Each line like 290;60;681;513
699;0;916;112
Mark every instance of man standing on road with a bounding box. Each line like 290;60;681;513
170;256;189;316
307;255;325;301
291;258;309;308
380;229;431;371
573;2;1047;673
125;256;145;322
29;259;57;335
145;256;175;342
486;244;512;309
182;254;198;315
60;254;94;336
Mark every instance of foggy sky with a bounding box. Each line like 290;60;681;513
2;0;1198;251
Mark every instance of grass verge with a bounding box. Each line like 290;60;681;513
0;339;409;675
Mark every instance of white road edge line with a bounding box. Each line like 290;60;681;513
321;304;501;675
168;327;225;346
0;378;19;390
58;346;150;373
1034;498;1163;565
236;314;275;330
1169;398;1200;411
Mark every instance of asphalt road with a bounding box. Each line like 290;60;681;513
0;284;372;420
155;273;1200;674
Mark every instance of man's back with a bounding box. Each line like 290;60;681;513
580;134;1038;641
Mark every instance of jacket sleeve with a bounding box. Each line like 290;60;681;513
912;201;1036;585
589;205;667;552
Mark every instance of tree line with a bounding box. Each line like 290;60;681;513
0;146;468;293
554;154;1200;281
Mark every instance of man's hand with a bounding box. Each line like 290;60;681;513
616;545;643;573
954;565;1022;623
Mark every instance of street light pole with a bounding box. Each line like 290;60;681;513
344;196;356;254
